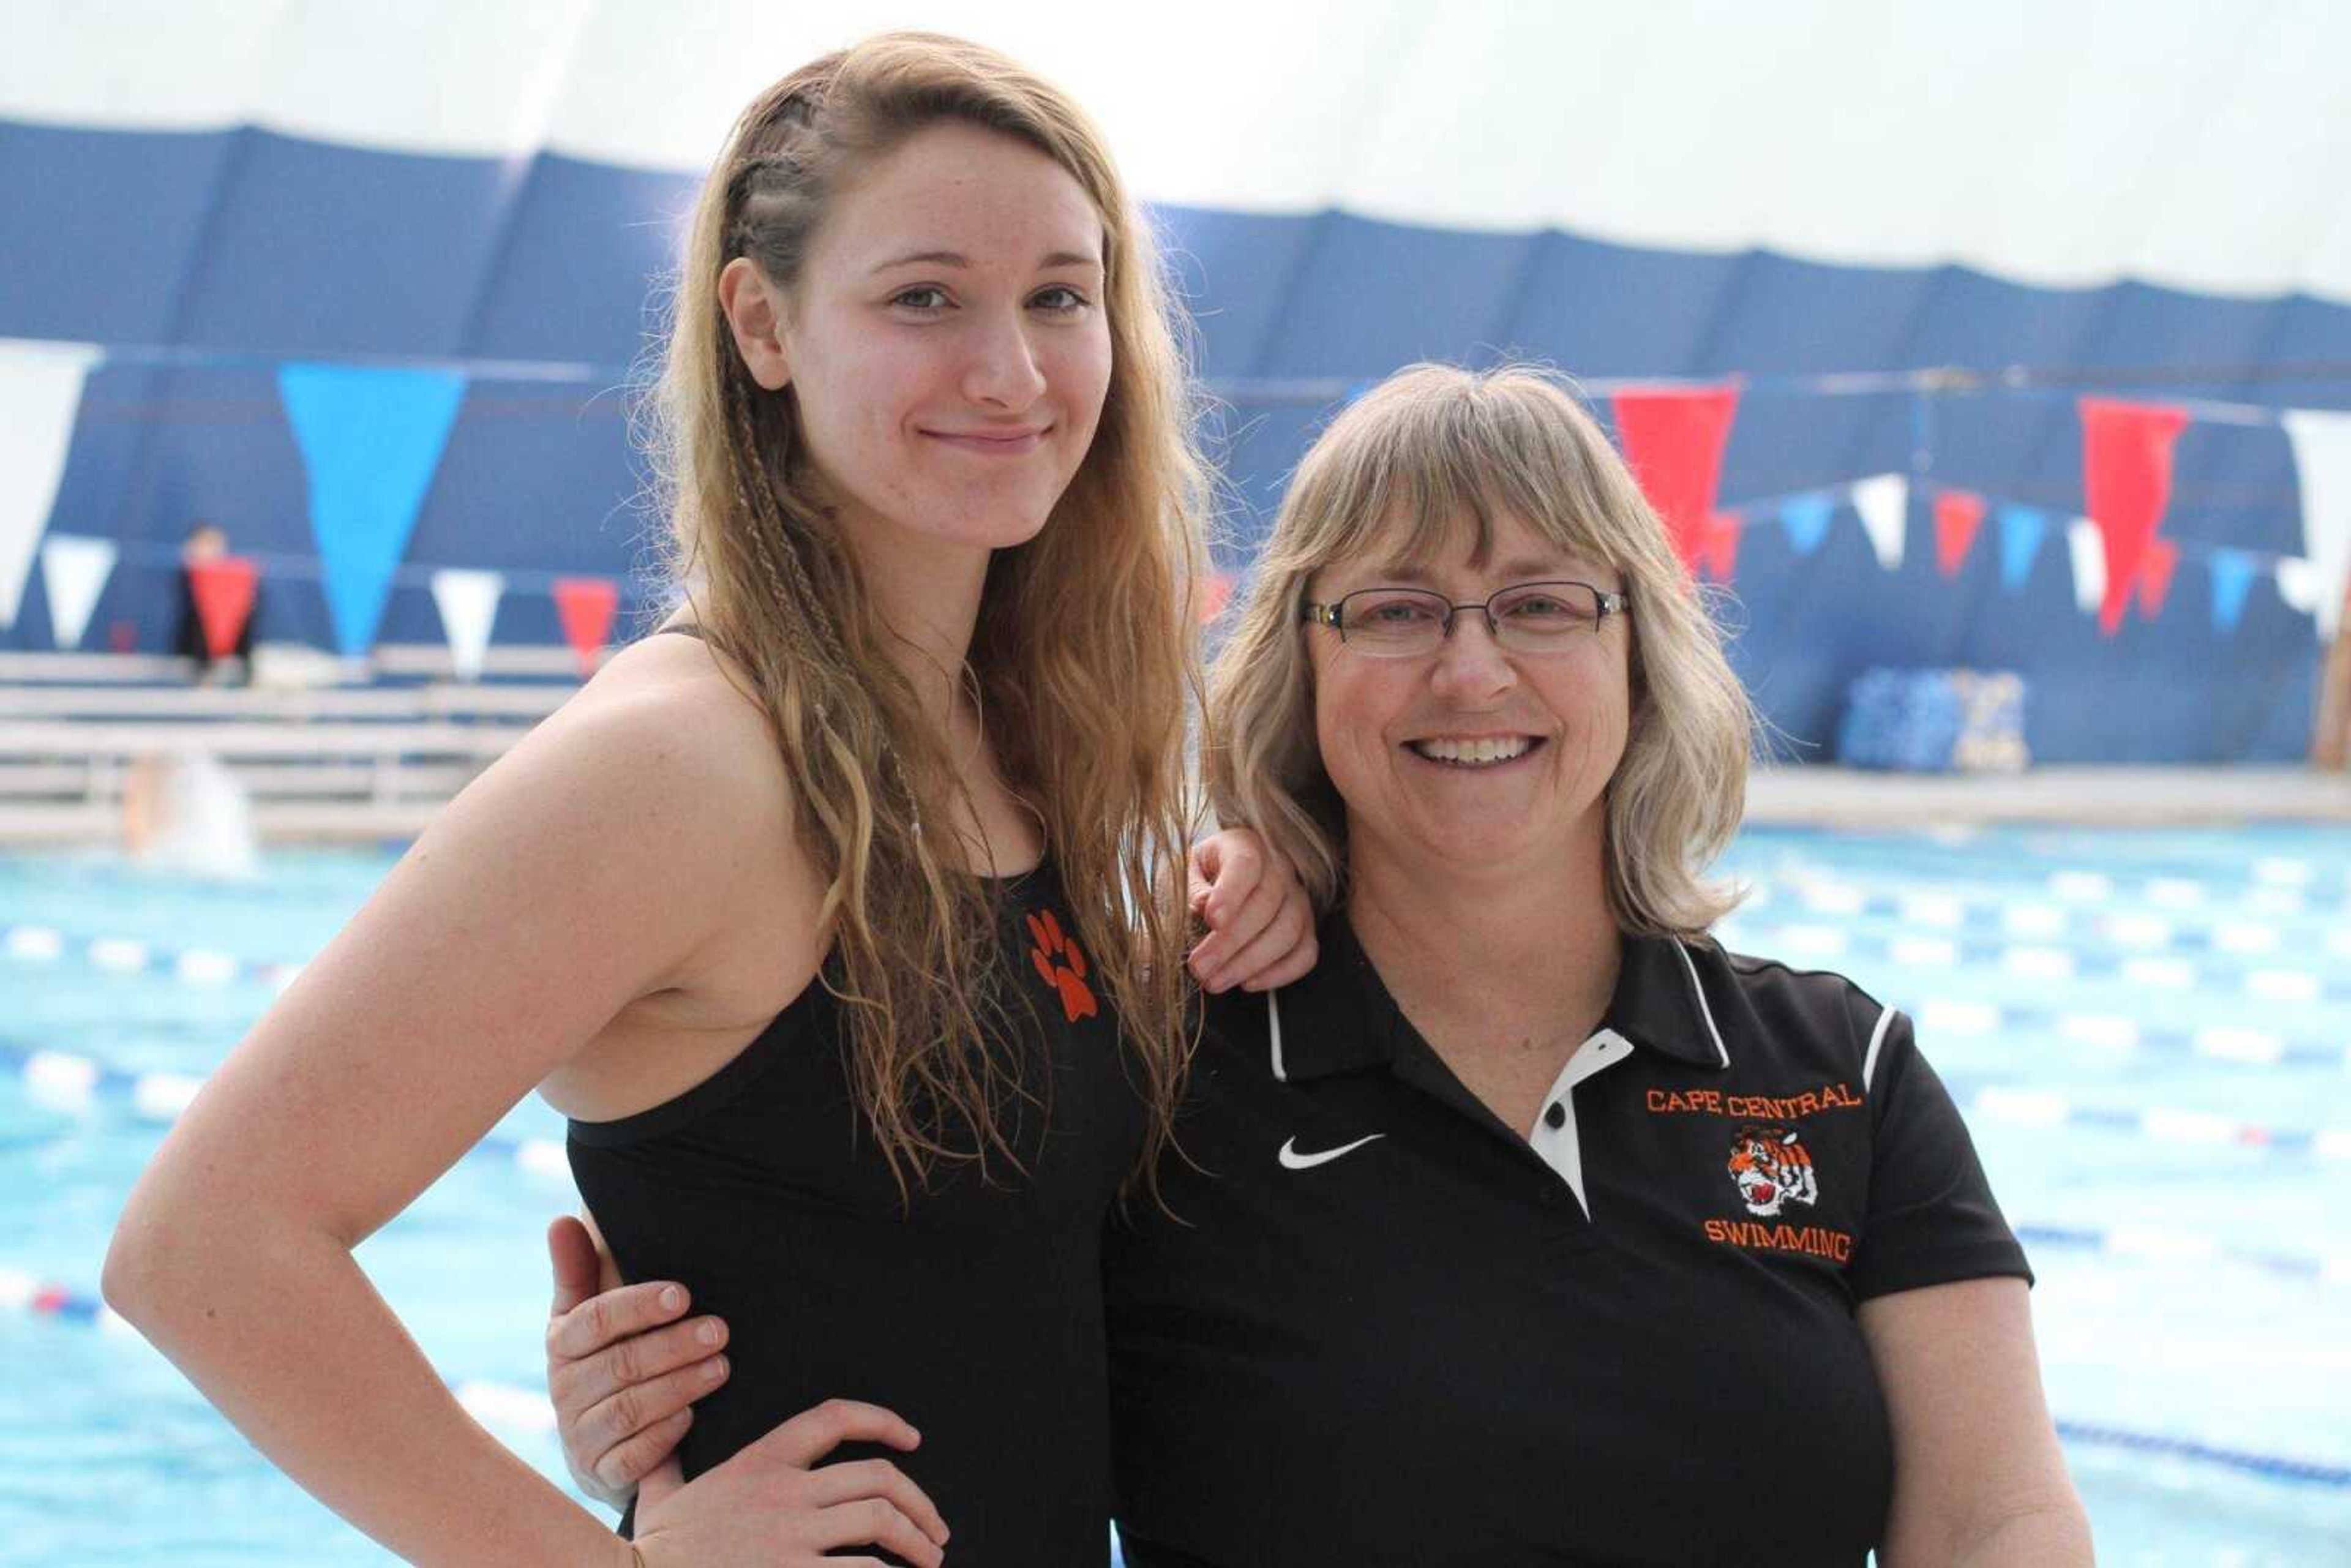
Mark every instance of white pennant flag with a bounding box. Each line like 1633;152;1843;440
2274;557;2322;619
38;533;116;649
0;339;104;629
1849;474;1908;571
2066;517;2107;617
431;568;504;681
2282;410;2351;641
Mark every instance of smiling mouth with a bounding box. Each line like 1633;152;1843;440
923;427;1049;455
1405;735;1543;768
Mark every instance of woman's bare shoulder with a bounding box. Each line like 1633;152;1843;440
539;632;787;806
516;632;830;1117
422;630;806;932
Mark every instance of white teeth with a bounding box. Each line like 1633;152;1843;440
1411;736;1532;765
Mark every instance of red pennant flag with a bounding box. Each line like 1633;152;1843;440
2080;398;2190;635
1611;386;1740;574
1196;570;1234;625
187;557;258;659
553;577;618;673
2136;538;2180;620
1932;490;1985;577
1698;513;1743;582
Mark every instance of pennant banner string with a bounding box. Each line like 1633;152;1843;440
42;337;2351;423
80;536;652;602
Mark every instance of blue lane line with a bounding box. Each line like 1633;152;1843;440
0;1034;566;1176
1903;1006;2348;1072
1733;841;2351;912
13;1032;2337;1286
2012;1226;2337;1285
1722;915;2351;999
2055;1422;2351;1489
4;920;301;989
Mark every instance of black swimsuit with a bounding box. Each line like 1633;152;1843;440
568;637;1144;1564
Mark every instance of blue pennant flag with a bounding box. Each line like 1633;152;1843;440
1779;493;1835;556
278;363;468;656
2208;548;2259;635
1996;505;2047;593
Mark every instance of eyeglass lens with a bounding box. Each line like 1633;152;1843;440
1337;582;1607;653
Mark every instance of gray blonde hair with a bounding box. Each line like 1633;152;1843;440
1205;363;1751;937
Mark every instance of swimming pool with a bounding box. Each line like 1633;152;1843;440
5;826;2347;1564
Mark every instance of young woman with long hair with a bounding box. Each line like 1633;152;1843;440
105;32;1309;1567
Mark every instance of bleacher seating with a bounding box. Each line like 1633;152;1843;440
0;647;584;841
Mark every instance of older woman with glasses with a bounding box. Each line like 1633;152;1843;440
546;364;2091;1566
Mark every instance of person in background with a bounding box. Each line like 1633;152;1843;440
105;33;1311;1568
171;521;253;682
551;365;2092;1566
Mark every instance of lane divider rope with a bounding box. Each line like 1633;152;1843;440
10;1036;2343;1285
1961;1086;2350;1160
13;1029;2341;1167
0;1035;571;1185
2015;1224;2350;1285
17;914;2348;1078
5;921;302;991
1745;853;2351;918
1897;1000;2350;1073
17;885;2349;1020
1716;915;2351;1003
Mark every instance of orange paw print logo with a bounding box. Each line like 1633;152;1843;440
1027;909;1098;1023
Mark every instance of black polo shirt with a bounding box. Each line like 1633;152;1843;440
1106;914;2029;1567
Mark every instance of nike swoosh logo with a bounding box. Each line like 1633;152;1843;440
1278;1133;1385;1170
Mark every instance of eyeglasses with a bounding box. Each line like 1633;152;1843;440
1300;580;1630;658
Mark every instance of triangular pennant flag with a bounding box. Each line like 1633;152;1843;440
0;339;104;629
1933;490;1985;577
553;577;619;673
1611;385;1741;573
2275;557;2322;618
1698;512;1744;581
37;533;116;648
431;568;504;682
1195;570;1235;625
2136;538;2180;620
279;364;467;656
2066;517;2107;620
2080;397;2191;634
1779;493;1835;556
2282;410;2351;642
2208;548;2259;634
189;556;259;658
1997;506;2047;592
1850;475;1907;571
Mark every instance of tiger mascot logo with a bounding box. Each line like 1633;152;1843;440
1727;1125;1818;1217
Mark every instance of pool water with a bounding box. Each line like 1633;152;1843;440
3;827;2347;1564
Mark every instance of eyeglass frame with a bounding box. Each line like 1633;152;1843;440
1299;579;1631;656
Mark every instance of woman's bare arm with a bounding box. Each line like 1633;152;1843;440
1861;1277;2094;1566
103;644;939;1567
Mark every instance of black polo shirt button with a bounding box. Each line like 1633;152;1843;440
1543;1101;1567;1130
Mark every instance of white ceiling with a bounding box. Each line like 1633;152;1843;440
9;0;2349;301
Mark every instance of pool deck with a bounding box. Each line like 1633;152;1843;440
1745;765;2351;827
1;763;2344;844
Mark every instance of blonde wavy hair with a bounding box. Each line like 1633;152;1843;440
646;33;1208;1192
1207;364;1751;937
